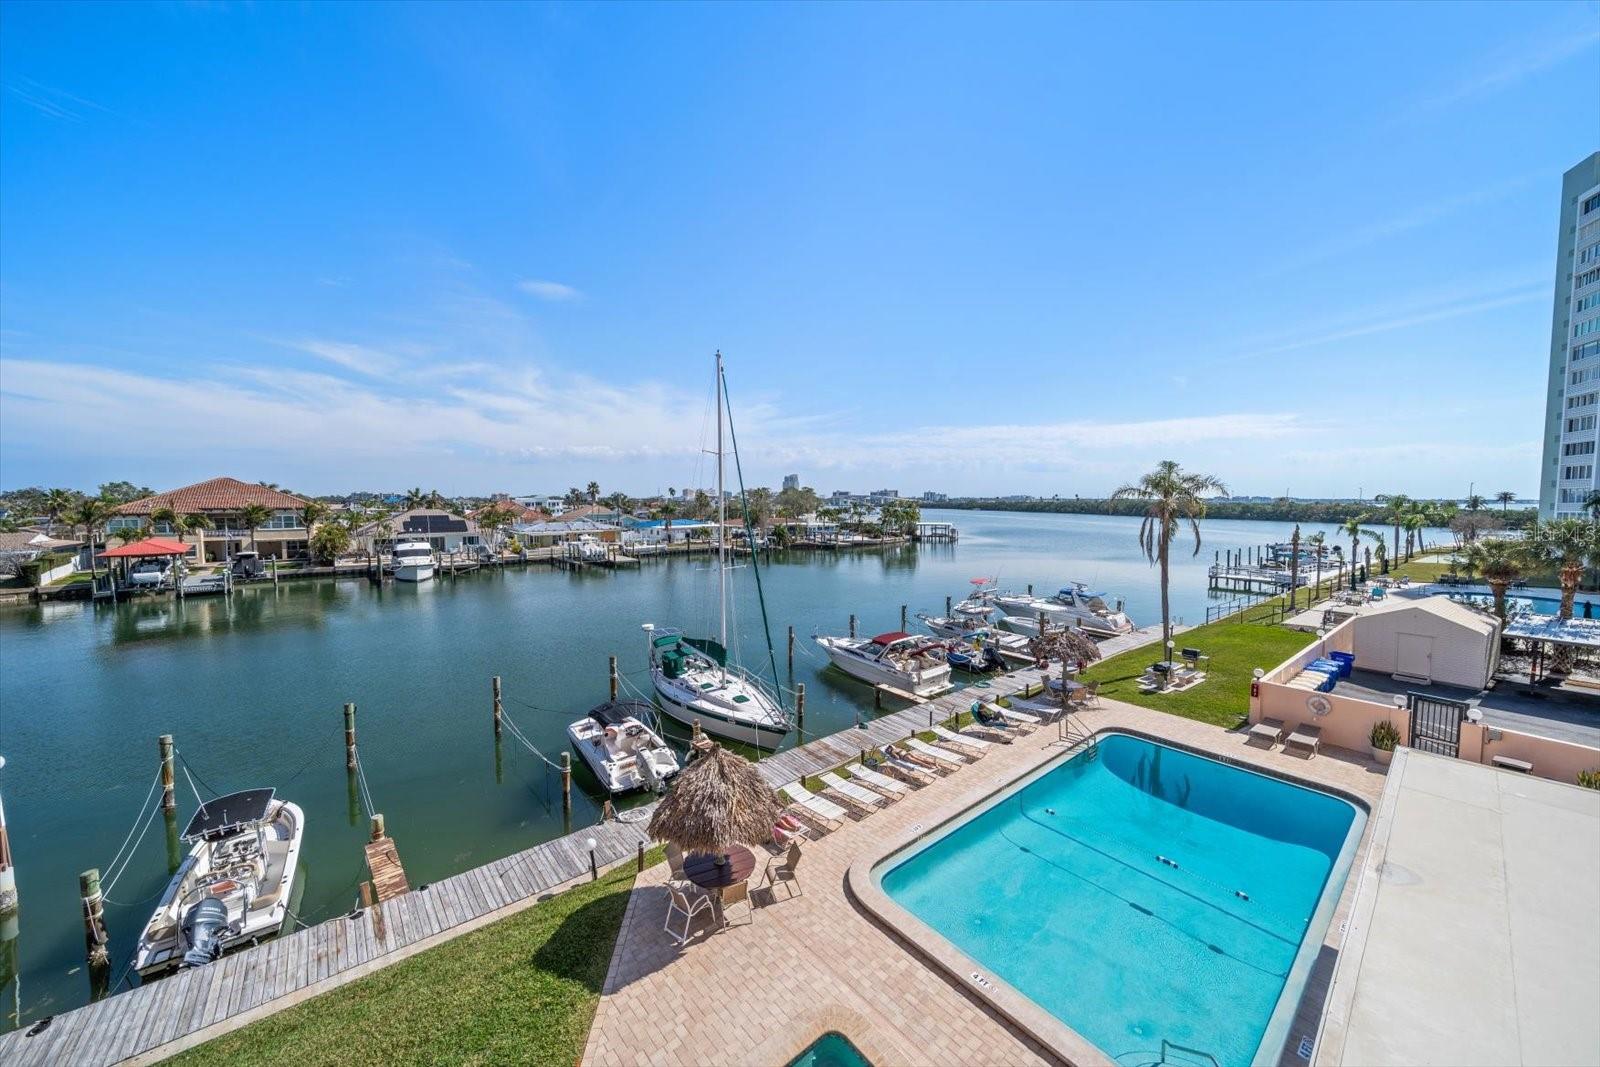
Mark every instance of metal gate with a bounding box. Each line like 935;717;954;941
1407;692;1470;758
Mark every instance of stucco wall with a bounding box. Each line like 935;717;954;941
1461;723;1600;785
1350;606;1495;689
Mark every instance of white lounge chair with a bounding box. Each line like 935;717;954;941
819;772;885;814
880;751;938;784
932;725;992;756
846;762;910;799
779;782;849;828
903;738;967;769
989;703;1041;729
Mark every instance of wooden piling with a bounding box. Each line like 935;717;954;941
370;813;385;841
945;594;952;616
849;613;856;638
900;604;908;630
787;625;795;677
636;841;645;873
158;734;176;814
609;655;619;701
344;702;358;771
1027;583;1033;595
796;684;805;730
80;868;108;966
492;676;503;738
560;753;572;815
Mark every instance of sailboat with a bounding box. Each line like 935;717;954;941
644;351;791;748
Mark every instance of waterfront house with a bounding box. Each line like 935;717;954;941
352;508;483;556
111;477;310;561
510;518;620;547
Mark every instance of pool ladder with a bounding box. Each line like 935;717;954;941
1057;709;1097;754
1136;1039;1220;1067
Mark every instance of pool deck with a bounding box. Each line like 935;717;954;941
582;697;1389;1067
1314;749;1600;1066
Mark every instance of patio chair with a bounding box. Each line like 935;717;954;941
719;880;754;928
664;880;715;945
1083;681;1102;707
879;750;938;784
779;782;848;830
1284;722;1322;759
931;725;992;756
666;842;688;880
902;738;968;770
761;841;803;901
846;762;910;800
818;772;885;815
1247;717;1286;747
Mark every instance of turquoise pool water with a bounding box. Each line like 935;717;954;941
787;1031;872;1067
879;734;1363;1066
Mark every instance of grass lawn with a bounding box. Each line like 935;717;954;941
171;848;662;1067
47;571;93;587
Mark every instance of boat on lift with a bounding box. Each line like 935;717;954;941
814;631;954;697
566;699;680;794
993;581;1134;637
391;540;435;582
133;788;304;976
943;636;1005;673
916;612;1033;657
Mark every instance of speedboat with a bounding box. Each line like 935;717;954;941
814;631;954;697
917;612;1032;656
391;540;435;582
645;626;790;748
566;699;680;794
134;789;304;976
943;637;1004;673
993;581;1134;637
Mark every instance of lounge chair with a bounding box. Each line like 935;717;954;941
1284;722;1322;758
761;841;803;901
880;750;938;783
972;701;1027;731
1247;717;1286;748
846;762;910;799
818;772;885;815
931;725;992;756
779;782;849;829
987;702;1041;729
902;738;968;770
664;880;715;945
771;812;811;848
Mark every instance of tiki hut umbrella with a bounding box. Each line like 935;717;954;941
1029;625;1103;667
647;744;782;862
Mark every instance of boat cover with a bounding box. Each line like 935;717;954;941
682;636;727;665
588;699;657;728
871;631;912;645
182;788;276;841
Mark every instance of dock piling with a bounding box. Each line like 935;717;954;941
343;702;357;771
900;604;907;631
560;753;572;816
787;625;794;677
158;734;176;814
492;676;503;738
636;841;645;873
609;655;619;702
1028;583;1033;595
79;868;108;968
849;613;856;638
370;813;385;841
795;684;805;732
945;595;952;616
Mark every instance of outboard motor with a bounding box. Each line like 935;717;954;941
180;897;230;968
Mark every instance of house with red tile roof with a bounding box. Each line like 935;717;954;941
110;477;312;561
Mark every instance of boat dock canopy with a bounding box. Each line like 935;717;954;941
183;788;276;841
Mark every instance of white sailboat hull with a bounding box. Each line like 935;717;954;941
816;639;953;697
650;671;789;747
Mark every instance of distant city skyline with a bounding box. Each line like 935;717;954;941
3;4;1596;498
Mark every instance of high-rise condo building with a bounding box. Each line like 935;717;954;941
1541;151;1600;518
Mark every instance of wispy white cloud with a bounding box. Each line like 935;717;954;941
1408;22;1600;116
3;75;115;122
284;340;402;378
516;279;582;302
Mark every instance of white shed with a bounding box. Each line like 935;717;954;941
1350;596;1501;689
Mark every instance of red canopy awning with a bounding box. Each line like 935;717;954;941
97;538;190;559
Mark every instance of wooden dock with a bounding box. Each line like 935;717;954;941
0;625;1173;1065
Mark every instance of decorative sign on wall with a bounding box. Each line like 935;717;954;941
1306;694;1333;716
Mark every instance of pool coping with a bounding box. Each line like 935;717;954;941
844;726;1374;1067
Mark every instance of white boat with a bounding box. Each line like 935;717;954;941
566;699;681;794
645;351;791;749
134;789;304;977
814;631;954;698
993;581;1134;637
951;577;1000;619
391;540;435;582
917;613;1032;657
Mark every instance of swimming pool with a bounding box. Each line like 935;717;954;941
876;733;1364;1066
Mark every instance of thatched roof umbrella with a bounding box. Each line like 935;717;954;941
1029;626;1103;666
647;743;783;858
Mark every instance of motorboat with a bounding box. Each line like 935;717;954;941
993;581;1134;637
951;577;1000;619
917;613;1032;657
644;351;791;750
134;788;304;976
566;699;680;794
814;631;954;698
943;637;1004;673
391;540;435;582
127;559;172;588
645;627;790;748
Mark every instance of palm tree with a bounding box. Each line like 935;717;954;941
112;521;145;547
1584;489;1600;526
1110;460;1227;652
238;503;273;553
1494;490;1516;514
1307;531;1326;596
149;506;179;537
667;486;676;500
1528;518;1600;671
1402;509;1428;561
1339;516;1383;590
1379;493;1410;562
404;487;426;509
586;481;600;507
1458;538;1528;621
659;499;677;536
68;497;114;582
43;488;77;531
564;487;584;507
1465;493;1486;513
299;501;329;558
180;513;213;560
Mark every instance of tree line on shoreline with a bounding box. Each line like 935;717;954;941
930;494;1536;530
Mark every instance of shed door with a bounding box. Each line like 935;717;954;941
1395;632;1433;683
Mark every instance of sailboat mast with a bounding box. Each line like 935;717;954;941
715;350;727;670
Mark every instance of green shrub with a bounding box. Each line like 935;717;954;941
1369;720;1401;751
1578;768;1600;790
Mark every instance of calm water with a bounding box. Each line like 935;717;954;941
880;733;1362;1066
0;510;1423;1028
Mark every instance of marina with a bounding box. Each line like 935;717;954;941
0;511;1449;1034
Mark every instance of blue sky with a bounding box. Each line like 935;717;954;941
2;2;1596;499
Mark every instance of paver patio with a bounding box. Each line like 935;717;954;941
583;697;1387;1067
